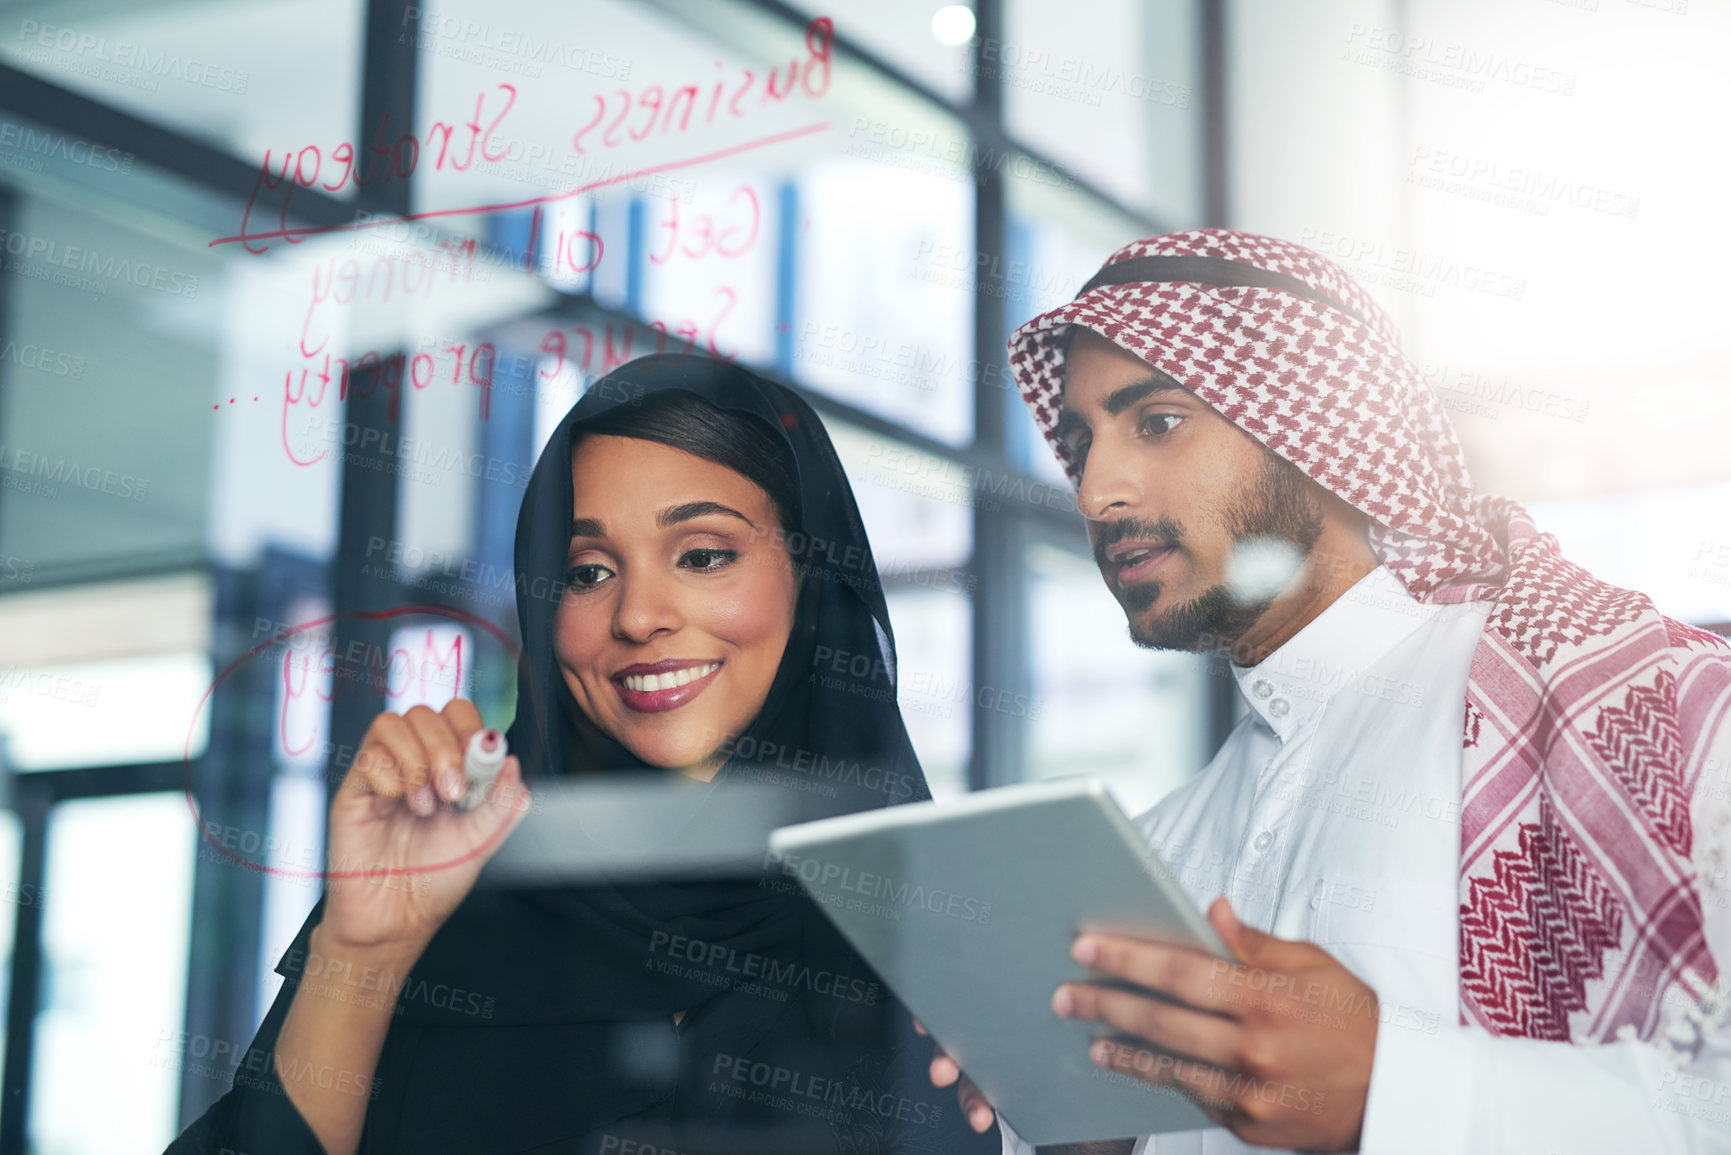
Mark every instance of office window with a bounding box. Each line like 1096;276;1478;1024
30;794;194;1155
0;0;364;165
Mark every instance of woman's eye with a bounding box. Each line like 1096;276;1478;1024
565;563;615;591
1140;413;1184;437
680;548;737;572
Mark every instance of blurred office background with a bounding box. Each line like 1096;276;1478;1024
0;0;1724;1149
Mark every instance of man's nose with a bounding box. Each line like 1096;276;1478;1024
612;570;683;643
1077;437;1141;522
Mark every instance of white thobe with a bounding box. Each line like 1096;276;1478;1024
999;566;1731;1153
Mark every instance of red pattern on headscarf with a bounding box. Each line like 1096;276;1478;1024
1008;227;1730;1043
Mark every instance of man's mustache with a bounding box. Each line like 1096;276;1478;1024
1091;517;1184;573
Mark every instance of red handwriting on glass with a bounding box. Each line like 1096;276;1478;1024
546;218;604;279
538;289;738;380
239;85;519;254
276;630;466;758
279;646;334;759
389;629;465;707
279;344;495;467
650;185;759;264
299;238;480;357
571;17;832;154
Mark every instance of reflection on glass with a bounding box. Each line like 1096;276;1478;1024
0;0;363;165
1025;543;1206;815
0;653;212;772
793;160;974;445
886;588;971;798
255;773;325;1022
30;793;193;1155
0;811;20;1087
781;0;975;102
1532;482;1731;627
639;178;779;369
1003;0;1201;219
826;421;972;573
0;193;219;581
383;624;474;714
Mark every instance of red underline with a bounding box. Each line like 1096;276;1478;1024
209;121;832;249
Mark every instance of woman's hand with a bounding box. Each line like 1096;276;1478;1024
320;699;530;957
914;1019;998;1134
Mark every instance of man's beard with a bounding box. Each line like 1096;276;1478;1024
1094;450;1326;653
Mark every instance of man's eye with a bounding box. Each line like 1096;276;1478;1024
1064;436;1091;465
680;548;737;572
1140;413;1184;437
566;563;615;590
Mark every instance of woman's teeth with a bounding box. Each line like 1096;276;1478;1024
622;663;719;692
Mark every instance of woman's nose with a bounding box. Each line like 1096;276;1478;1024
611;571;683;643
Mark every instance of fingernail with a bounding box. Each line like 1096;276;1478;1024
438;768;463;800
1052;986;1074;1017
411;786;436;814
970;1106;992;1132
1072;937;1098;966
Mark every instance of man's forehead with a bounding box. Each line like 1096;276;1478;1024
1057;327;1191;417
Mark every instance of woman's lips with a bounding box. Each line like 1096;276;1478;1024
1116;546;1176;586
613;661;723;714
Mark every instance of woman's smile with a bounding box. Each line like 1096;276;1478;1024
612;658;724;713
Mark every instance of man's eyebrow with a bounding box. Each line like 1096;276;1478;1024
1056;375;1190;439
657;501;759;530
570;517;605;539
1103;377;1189;416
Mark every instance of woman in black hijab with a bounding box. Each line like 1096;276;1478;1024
167;354;999;1155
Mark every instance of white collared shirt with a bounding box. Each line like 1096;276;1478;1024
1000;565;1731;1154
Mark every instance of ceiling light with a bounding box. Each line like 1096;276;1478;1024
931;5;976;46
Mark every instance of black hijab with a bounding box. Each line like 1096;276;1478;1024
363;355;969;1152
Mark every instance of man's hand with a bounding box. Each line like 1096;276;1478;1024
1054;897;1378;1153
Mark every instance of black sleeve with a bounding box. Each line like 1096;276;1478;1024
876;1008;1002;1155
163;906;328;1155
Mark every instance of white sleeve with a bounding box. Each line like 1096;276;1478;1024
1361;719;1731;1155
996;1112;1036;1155
996;1114;1164;1154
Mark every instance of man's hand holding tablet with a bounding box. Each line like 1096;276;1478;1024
925;895;1381;1153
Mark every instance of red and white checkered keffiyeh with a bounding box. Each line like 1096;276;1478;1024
1008;227;1731;1043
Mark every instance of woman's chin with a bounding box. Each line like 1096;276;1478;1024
617;733;726;778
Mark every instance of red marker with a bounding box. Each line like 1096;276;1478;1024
458;728;506;811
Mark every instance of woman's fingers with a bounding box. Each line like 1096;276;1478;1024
350;713;420;805
404;704;465;807
957;1074;993;1133
434;699;485;803
929;1048;959;1087
399;705;458;815
917;1024;995;1133
347;702;514;824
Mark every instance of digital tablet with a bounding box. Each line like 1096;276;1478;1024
479;777;804;885
766;776;1230;1146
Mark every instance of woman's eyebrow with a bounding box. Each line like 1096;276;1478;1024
657;501;759;530
570;517;605;538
